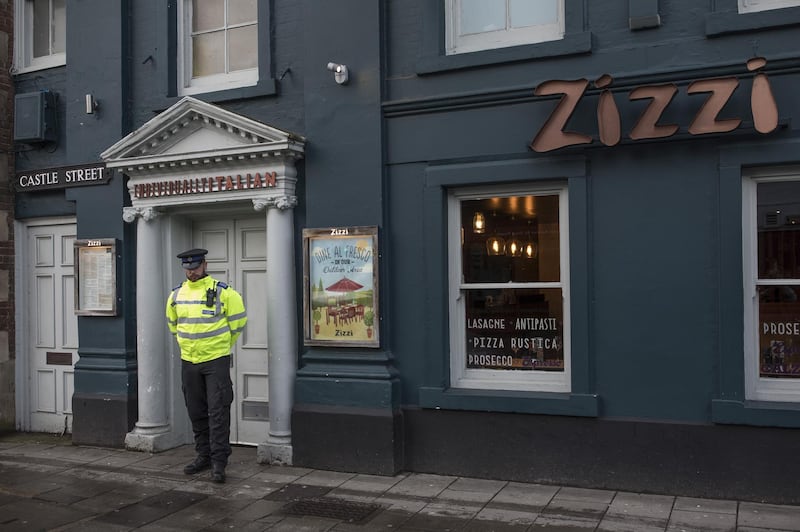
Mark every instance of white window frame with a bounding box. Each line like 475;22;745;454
743;168;800;402
13;0;66;74
177;0;258;96
445;0;564;55
739;0;800;13
448;184;571;393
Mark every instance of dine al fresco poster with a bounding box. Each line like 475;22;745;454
303;227;379;347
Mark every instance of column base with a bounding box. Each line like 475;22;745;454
124;426;183;453
258;440;293;465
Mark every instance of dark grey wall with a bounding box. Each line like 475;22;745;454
383;0;800;425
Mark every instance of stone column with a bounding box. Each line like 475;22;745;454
123;206;172;451
253;195;298;464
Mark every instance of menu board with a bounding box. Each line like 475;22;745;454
465;288;564;371
74;239;118;316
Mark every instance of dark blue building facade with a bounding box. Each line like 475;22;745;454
11;0;800;503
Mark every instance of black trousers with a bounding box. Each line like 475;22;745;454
181;355;233;466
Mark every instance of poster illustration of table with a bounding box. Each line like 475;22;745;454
303;226;379;347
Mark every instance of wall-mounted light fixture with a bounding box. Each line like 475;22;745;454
326;62;349;85
85;94;98;114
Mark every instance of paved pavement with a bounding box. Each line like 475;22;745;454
0;433;799;531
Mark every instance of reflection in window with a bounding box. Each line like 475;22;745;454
16;0;66;71
450;187;570;392
179;0;258;95
446;0;564;55
756;181;800;379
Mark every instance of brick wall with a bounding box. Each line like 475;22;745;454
0;0;15;430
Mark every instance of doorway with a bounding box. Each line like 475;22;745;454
192;216;268;445
21;218;78;433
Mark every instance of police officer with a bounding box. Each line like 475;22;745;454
166;248;247;483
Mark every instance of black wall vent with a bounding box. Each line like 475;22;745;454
14;90;58;144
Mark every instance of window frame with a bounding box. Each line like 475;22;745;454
14;0;66;74
448;183;571;393
445;0;565;56
743;168;800;403
738;0;800;13
177;0;259;96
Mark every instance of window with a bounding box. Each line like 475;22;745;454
739;0;800;13
449;185;570;392
14;0;66;72
445;0;564;55
743;172;800;402
178;0;258;95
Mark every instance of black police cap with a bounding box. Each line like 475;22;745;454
177;248;208;269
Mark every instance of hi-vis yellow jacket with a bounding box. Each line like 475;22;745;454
166;276;247;364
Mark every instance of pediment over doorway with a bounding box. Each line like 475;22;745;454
100;96;305;209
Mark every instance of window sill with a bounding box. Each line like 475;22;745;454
419;386;598;417
416;32;592;75
712;399;800;427
173;77;277;104
705;7;800;37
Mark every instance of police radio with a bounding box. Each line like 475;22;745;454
205;287;215;307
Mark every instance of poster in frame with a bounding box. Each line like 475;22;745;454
303;226;379;347
74;238;118;316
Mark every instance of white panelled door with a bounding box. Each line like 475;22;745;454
26;219;78;433
193;217;269;445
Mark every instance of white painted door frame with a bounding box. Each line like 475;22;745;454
14;216;77;432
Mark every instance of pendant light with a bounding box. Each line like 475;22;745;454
472;211;486;234
523;240;538;259
509;236;523;257
486;234;506;255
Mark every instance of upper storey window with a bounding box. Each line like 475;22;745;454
446;0;564;55
739;0;800;12
178;0;258;95
14;0;66;72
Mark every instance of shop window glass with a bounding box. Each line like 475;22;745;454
179;0;258;95
745;175;800;401
15;0;66;72
446;0;564;55
449;186;570;392
739;0;800;13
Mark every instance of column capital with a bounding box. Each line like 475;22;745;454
253;196;298;212
123;206;162;223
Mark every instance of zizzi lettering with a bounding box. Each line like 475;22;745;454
531;57;779;152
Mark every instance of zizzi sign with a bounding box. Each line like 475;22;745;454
531;57;779;152
15;163;108;192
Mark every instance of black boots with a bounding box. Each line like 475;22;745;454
183;456;224;483
183;456;211;475
211;463;226;483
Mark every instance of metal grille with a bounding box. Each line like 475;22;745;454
282;497;381;523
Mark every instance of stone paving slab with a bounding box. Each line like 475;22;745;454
386;473;457;498
666;508;737;531
674;496;739;515
607;491;675;520
738;502;800;531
